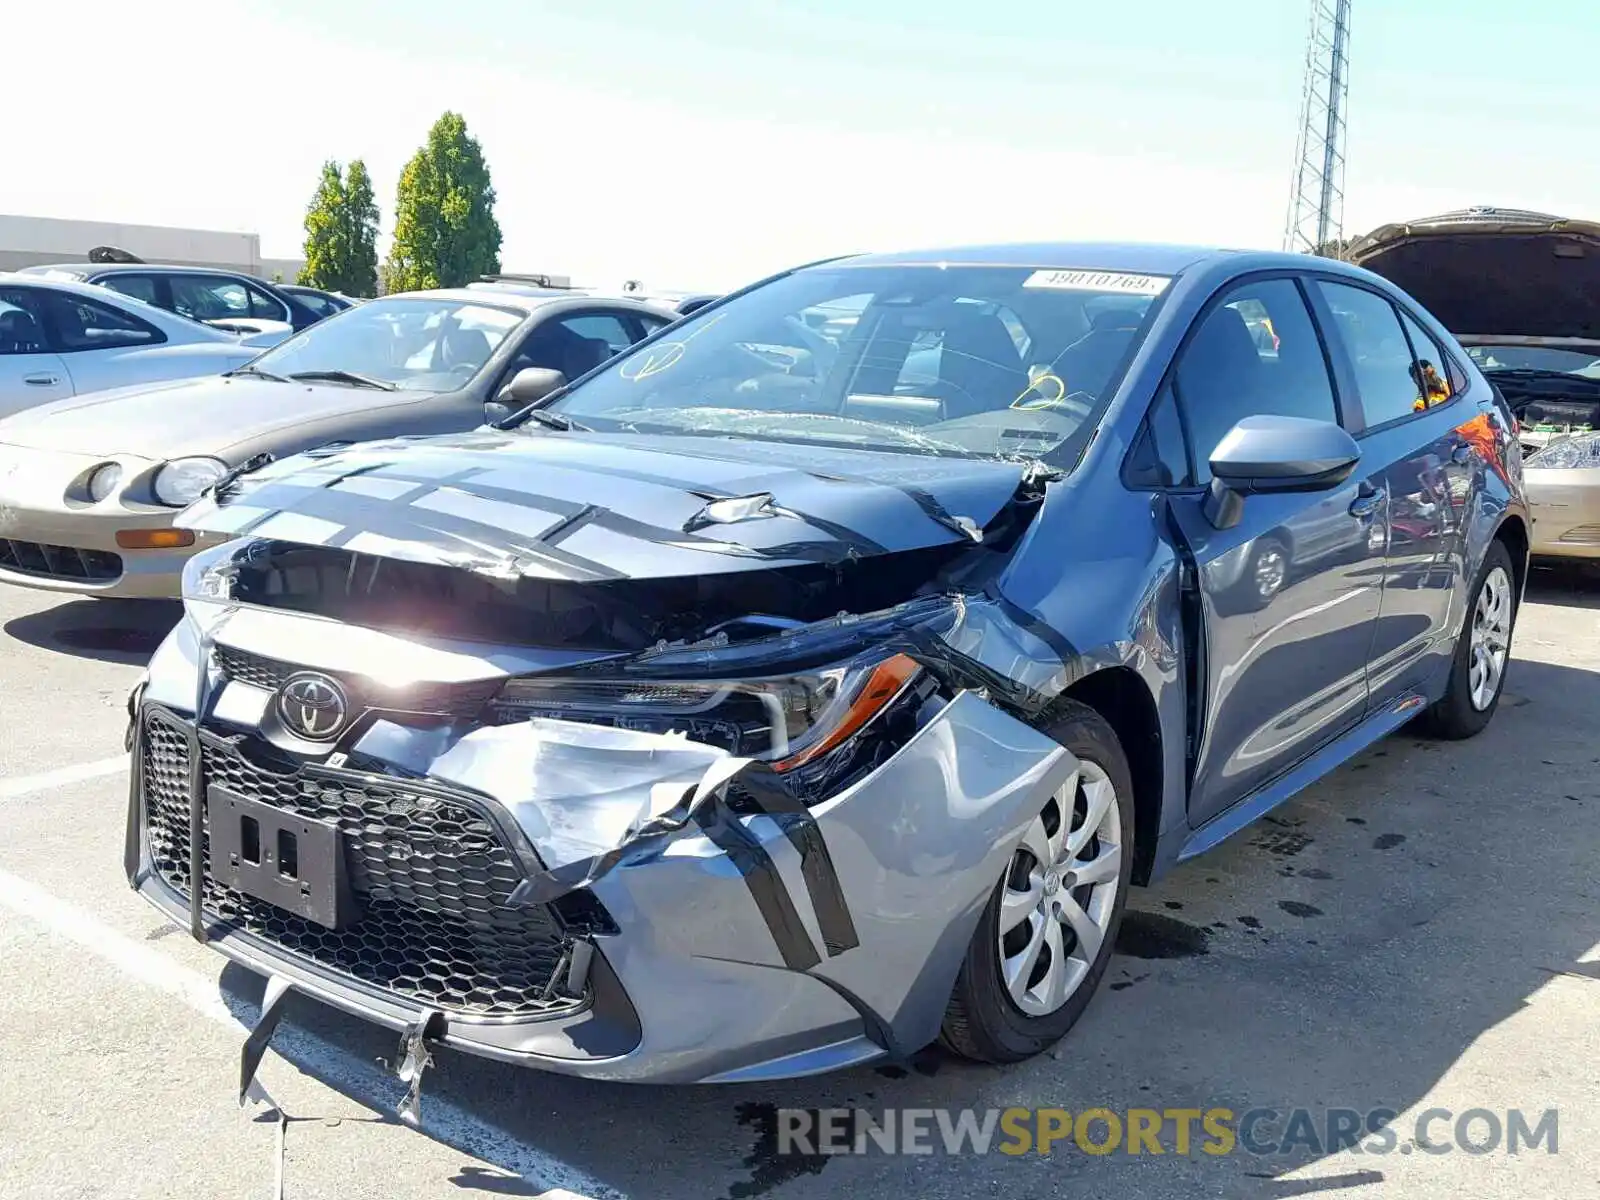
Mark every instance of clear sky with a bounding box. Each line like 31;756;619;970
7;1;1598;292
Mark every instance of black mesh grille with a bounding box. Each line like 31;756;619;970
213;646;501;719
140;708;582;1018
0;539;121;581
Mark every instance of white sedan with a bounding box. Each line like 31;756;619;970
0;273;270;418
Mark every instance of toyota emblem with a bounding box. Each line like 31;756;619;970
277;672;349;741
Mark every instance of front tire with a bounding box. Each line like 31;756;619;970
1420;539;1518;739
939;700;1135;1064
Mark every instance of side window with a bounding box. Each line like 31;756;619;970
0;289;50;354
631;314;671;340
170;275;251;322
40;292;164;351
1315;281;1424;428
504;313;633;385
246;285;289;321
560;314;634;357
1174;278;1338;482
1125;382;1192;488
1397;310;1454;411
98;273;160;306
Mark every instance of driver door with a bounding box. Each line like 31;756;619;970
1157;276;1387;827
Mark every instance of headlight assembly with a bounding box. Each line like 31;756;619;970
152;456;227;506
85;463;122;502
1527;431;1600;470
494;651;926;771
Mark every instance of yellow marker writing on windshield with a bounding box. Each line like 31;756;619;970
1013;364;1066;410
620;313;727;382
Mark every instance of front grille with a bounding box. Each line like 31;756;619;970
140;708;582;1018
0;538;121;581
214;645;501;719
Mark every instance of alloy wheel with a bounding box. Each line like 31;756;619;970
1468;564;1513;711
997;761;1123;1017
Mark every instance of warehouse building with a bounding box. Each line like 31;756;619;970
0;213;304;281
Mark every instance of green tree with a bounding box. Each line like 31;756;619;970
297;158;380;296
342;160;380;295
383;112;502;292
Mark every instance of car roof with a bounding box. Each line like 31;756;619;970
18;262;281;279
382;287;678;318
826;241;1241;275
0;269;169;302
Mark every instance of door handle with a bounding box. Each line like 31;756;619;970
23;374;59;387
1451;442;1474;465
1349;482;1386;519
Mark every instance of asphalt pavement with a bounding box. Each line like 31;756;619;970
0;572;1596;1199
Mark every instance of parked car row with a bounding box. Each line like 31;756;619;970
17;261;347;335
0;285;677;593
0;274;267;417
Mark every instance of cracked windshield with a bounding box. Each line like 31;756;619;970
544;265;1168;464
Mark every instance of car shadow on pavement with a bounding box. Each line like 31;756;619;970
201;658;1599;1200
1525;559;1600;610
4;598;181;664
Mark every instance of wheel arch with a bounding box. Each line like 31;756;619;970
1492;513;1529;600
1055;666;1164;886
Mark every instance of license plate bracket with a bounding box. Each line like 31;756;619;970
207;786;354;930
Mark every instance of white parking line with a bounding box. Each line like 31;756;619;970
0;755;129;800
0;868;622;1200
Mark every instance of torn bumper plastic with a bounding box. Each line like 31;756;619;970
126;607;1076;1084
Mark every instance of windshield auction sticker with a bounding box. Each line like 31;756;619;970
1023;270;1171;295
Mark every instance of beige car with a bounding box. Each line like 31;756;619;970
1350;208;1600;559
0;287;674;597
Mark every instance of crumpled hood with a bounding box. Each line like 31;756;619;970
1348;209;1600;342
176;429;1028;582
0;375;433;459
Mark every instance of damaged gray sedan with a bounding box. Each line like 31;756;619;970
125;242;1528;1091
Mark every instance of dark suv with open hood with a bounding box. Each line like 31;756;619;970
125;241;1528;1099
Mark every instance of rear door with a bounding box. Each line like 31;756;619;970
0;287;72;415
1155;275;1387;826
38;289;169;396
1308;278;1482;706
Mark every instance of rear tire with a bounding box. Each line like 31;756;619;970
939;700;1135;1064
1419;539;1518;740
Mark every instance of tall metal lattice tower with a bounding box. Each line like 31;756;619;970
1283;0;1353;255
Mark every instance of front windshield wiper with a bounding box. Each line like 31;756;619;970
223;365;291;383
612;407;981;457
520;409;592;432
287;370;397;391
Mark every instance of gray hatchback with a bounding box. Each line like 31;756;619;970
126;242;1529;1090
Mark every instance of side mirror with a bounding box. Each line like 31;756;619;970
1203;415;1360;530
495;366;566;408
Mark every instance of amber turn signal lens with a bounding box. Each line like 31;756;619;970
775;653;922;772
115;528;196;550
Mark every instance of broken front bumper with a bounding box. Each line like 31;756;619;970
125;613;1075;1084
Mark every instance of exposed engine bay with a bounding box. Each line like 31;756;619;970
1491;370;1600;455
